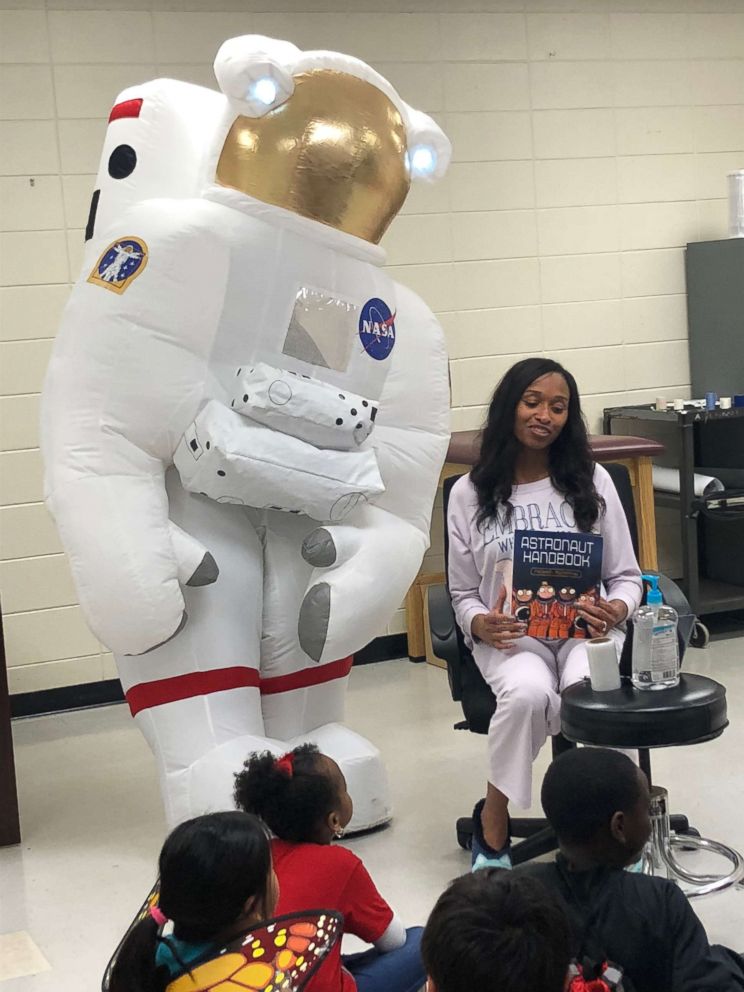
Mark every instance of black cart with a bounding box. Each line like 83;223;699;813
603;404;744;627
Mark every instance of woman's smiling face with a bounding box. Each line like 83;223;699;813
513;372;570;451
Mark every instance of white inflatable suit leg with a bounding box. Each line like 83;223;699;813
115;474;270;827
254;509;392;832
256;511;350;737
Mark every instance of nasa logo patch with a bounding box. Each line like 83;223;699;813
88;236;148;294
359;298;396;361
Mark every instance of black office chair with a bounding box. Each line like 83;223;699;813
428;462;705;868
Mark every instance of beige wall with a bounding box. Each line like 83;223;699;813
1;0;743;692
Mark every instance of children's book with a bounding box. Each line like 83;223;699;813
510;530;604;640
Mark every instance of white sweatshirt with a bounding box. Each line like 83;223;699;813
447;465;643;648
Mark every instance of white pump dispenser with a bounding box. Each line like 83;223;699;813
631;575;680;690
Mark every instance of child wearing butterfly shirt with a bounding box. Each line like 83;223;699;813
107;811;341;992
235;744;425;992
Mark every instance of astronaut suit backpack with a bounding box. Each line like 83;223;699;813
41;36;451;829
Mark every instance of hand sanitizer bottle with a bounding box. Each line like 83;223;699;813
631;575;680;690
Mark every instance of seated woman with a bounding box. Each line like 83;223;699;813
447;357;642;869
235;744;425;992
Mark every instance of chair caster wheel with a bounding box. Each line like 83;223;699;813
670;813;689;834
676;825;701;852
690;621;710;649
456;816;473;850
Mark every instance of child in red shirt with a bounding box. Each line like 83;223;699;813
235;744;425;992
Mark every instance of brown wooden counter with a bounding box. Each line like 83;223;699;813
406;431;665;661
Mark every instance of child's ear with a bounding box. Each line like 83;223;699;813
609;810;626;844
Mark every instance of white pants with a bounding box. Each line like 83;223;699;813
472;631;624;809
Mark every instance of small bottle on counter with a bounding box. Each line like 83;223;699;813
631;575;680;690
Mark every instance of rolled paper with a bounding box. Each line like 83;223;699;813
655;396;667;411
719;396;732;410
587;636;621;692
653;466;724;498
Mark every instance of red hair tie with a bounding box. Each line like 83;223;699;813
274;752;295;777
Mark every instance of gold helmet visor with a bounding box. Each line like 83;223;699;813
216;69;411;244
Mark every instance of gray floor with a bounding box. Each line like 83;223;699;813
2;639;743;988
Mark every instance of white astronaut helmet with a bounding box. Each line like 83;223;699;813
207;35;452;244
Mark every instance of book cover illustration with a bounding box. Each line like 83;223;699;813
511;530;604;640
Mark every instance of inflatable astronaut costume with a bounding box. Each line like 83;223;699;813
41;36;451;829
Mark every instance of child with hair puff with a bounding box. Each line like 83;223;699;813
234;744;425;992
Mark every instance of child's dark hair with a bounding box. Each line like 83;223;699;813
108;811;272;992
541;748;643;845
234;744;338;843
422;870;572;992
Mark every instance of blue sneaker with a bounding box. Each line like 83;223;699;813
471;798;512;872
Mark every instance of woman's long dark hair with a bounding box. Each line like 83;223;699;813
108;811;272;992
471;357;603;533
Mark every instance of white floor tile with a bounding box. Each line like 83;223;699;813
0;933;51;982
2;637;744;989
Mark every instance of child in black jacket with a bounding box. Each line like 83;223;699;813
516;748;744;992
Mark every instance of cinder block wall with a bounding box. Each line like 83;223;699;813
2;0;743;691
